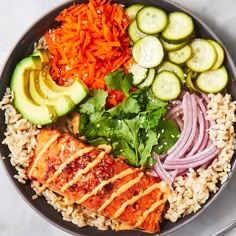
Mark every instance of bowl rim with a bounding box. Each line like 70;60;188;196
0;0;236;236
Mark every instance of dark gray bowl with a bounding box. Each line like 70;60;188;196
0;0;236;235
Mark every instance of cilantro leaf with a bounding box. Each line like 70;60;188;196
122;97;140;114
138;129;157;166
90;111;107;123
117;140;138;166
123;116;144;148
79;103;95;115
79;89;108;114
112;116;145;166
105;69;133;97
144;89;167;111
153;119;180;155
143;107;167;129
129;88;167;112
108;96;140;117
113;119;137;148
79;113;89;134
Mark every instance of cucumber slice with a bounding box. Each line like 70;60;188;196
136;6;168;35
162;11;194;43
125;4;144;21
196;66;228;93
152;71;181;101
157;61;185;83
132;36;164;68
160;37;187;52
129;63;148;85
128;20;148;43
208;39;225;70
168;45;192;64
138;68;156;88
186;39;217;72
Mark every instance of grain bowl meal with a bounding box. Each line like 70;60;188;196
1;0;236;234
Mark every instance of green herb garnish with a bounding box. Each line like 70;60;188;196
78;69;179;167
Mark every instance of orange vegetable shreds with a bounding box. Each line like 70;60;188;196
44;0;132;94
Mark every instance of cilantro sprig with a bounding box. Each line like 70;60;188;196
77;69;179;167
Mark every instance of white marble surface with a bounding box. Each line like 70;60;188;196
1;0;236;236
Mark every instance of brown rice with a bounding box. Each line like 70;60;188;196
0;88;235;229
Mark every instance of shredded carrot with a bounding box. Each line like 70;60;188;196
45;0;132;106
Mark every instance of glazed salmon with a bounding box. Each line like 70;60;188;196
27;129;171;233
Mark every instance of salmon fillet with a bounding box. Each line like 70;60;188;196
27;129;171;233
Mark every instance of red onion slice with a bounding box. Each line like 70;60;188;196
165;103;183;119
152;152;173;185
186;98;205;156
198;98;210;151
166;94;198;160
163;148;219;170
165;93;192;159
163;144;217;166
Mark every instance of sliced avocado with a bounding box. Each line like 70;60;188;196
31;49;50;64
38;70;62;99
29;70;75;116
10;56;57;125
33;49;89;105
39;69;89;105
10;50;89;125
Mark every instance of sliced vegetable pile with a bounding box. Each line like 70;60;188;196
127;4;229;100
45;0;131;107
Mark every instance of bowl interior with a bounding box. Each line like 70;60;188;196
0;0;236;236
